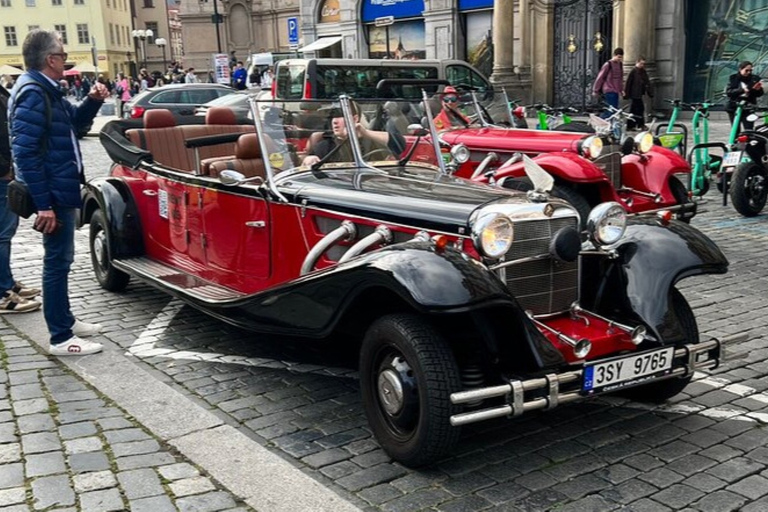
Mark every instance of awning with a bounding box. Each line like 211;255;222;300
298;36;342;53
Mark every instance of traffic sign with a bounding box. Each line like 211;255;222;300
288;17;299;46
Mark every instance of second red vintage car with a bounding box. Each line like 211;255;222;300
405;90;695;226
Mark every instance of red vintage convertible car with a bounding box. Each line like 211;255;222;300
404;91;695;226
84;96;737;466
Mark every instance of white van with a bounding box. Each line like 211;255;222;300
273;58;493;100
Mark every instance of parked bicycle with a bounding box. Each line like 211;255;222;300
654;99;688;156
532;104;594;133
685;100;723;197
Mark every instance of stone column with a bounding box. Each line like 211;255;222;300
620;0;654;64
489;0;516;86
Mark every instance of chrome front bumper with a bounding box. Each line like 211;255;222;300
449;333;747;427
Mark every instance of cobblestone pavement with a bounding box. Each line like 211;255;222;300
3;116;768;511
0;327;253;511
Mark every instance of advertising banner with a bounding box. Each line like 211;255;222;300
213;53;231;84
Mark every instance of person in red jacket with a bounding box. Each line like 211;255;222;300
593;47;624;118
432;86;470;130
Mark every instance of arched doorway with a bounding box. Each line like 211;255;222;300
552;0;613;110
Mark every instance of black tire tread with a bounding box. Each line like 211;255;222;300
730;162;768;217
90;209;130;292
621;288;698;403
551;185;591;230
669;177;692;223
360;314;461;467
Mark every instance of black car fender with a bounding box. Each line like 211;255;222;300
204;241;565;372
580;218;728;343
81;177;144;259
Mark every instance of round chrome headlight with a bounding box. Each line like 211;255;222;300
450;144;470;164
472;213;514;259
581;135;603;159
635;131;654;153
587;202;627;246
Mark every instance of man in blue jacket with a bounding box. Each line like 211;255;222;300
9;29;109;356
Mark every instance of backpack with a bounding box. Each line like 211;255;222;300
0;88;11;177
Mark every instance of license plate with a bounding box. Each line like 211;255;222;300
582;347;675;394
722;151;742;168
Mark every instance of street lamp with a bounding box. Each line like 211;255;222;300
132;29;154;70
155;37;167;77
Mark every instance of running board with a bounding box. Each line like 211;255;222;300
113;257;246;303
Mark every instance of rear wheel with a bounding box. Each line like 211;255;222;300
89;209;130;292
360;314;461;467
730;162;768;217
620;288;698;403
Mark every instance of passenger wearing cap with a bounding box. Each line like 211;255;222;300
301;101;405;166
432;86;470;130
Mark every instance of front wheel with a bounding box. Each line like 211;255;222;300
360;314;461;467
551;185;591;230
620;288;698;403
89;209;130;292
730;162;768;217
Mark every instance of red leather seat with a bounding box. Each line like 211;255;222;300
208;133;266;179
205;107;236;125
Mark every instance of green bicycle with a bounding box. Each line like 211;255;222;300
654;99;688;156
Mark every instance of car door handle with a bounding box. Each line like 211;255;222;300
143;190;158;196
245;221;266;228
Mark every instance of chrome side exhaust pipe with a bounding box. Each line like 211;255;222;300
526;312;591;359
570;302;649;345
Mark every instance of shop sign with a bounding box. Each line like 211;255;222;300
361;0;424;23
375;16;394;26
319;0;341;23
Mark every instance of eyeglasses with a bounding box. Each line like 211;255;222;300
49;52;68;61
444;96;458;103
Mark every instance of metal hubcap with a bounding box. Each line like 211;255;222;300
94;231;108;269
378;368;404;415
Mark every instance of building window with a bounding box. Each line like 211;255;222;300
0;0;10;7
145;22;158;43
109;23;114;44
54;24;67;43
143;0;153;7
28;25;39;31
51;0;61;5
76;23;88;44
116;25;120;45
4;26;17;46
25;0;34;5
73;0;83;4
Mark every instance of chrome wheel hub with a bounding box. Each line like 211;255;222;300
378;368;404;416
94;231;107;268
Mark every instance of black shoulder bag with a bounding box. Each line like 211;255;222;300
7;83;52;219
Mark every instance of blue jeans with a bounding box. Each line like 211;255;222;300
602;92;619;119
44;207;76;344
0;180;19;294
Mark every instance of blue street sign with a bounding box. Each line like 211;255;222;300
287;17;299;46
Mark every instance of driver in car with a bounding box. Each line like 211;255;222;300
301;101;405;166
432;86;470;130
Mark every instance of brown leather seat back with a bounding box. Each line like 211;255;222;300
205;106;237;125
208;133;266;179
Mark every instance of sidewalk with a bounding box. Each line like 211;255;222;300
0;284;361;511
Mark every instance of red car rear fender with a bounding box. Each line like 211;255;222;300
621;147;691;201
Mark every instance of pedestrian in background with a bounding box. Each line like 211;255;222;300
0;83;41;314
623;56;652;131
8;29;108;355
114;72;130;118
185;67;198;84
593;47;624;118
232;61;247;90
725;60;764;131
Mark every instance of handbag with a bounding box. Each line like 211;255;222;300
7;179;37;219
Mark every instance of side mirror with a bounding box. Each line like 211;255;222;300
219;170;246;186
408;123;427;136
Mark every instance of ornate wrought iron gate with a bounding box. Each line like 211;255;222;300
553;0;614;110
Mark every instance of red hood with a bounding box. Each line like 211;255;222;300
440;127;585;154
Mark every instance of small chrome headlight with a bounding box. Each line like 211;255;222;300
635;131;654;153
581;135;603;159
472;213;514;259
451;144;470;164
587;202;627;246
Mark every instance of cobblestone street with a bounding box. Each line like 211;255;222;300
2;118;768;511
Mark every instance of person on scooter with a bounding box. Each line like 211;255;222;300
433;86;470;129
725;60;763;131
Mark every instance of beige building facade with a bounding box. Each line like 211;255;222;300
131;0;173;75
178;0;300;76
0;0;133;78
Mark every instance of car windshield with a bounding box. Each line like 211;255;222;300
440;90;516;129
248;97;445;178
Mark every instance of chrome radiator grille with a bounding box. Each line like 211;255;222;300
594;148;622;190
504;216;579;315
